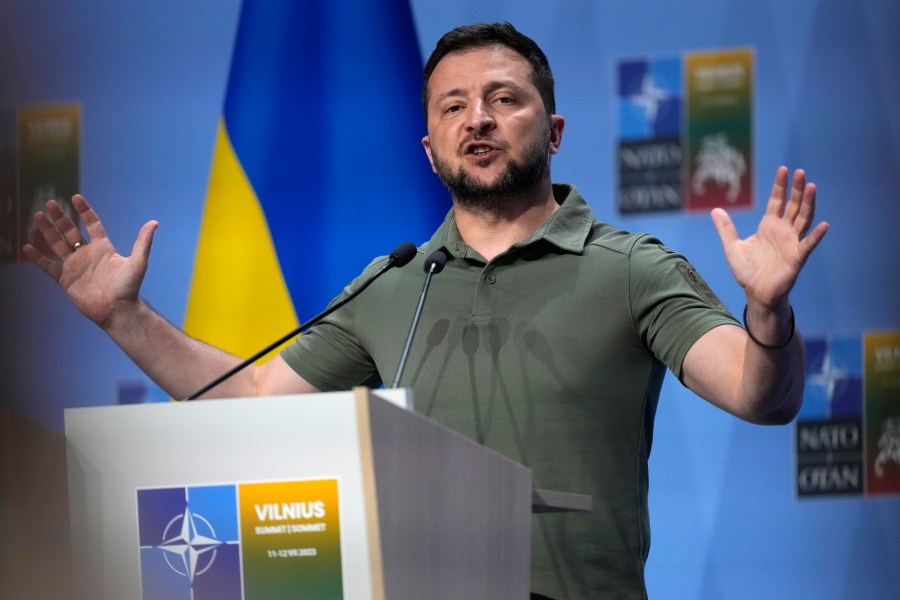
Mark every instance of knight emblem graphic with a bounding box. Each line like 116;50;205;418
691;133;746;202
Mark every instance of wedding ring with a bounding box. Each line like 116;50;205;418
72;240;86;250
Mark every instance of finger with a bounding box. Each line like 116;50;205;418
710;207;739;250
782;169;806;223
794;182;817;237
764;166;790;217
22;243;63;281
799;221;830;261
45;200;86;252
131;220;159;267
72;194;109;241
32;207;73;258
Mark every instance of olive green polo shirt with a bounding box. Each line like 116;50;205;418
282;184;737;599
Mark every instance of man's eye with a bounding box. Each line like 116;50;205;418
444;105;462;114
496;96;515;105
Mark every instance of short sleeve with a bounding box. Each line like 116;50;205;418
628;235;739;380
279;269;383;392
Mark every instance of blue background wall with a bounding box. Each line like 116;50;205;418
1;0;898;597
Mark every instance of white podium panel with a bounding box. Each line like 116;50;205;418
65;389;532;600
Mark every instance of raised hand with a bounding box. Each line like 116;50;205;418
22;194;158;327
710;166;829;310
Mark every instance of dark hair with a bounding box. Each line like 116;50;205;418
422;22;556;119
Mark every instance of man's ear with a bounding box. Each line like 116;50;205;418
422;135;438;173
549;114;565;155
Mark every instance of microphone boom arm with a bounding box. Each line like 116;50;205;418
183;241;417;401
390;249;447;389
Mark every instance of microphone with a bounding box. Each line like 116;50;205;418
390;249;447;389
183;241;417;401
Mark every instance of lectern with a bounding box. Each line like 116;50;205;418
65;389;537;599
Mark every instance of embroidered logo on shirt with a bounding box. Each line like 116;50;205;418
675;261;728;312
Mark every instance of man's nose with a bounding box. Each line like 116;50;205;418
466;101;495;133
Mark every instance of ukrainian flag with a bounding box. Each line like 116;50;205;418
184;1;446;360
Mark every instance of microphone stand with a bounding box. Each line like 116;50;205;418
390;250;447;389
183;241;416;401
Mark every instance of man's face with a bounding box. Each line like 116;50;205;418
421;46;563;209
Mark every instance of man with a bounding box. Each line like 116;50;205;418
25;22;827;600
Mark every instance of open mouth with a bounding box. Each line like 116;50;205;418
464;142;499;157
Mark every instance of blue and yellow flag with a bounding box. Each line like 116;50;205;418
185;1;446;359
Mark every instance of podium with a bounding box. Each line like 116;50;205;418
64;389;540;599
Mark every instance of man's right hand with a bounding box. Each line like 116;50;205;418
22;193;318;400
23;194;158;328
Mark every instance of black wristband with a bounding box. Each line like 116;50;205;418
742;304;795;349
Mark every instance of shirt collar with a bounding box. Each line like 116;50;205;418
425;184;594;260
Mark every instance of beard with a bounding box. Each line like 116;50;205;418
431;126;551;213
